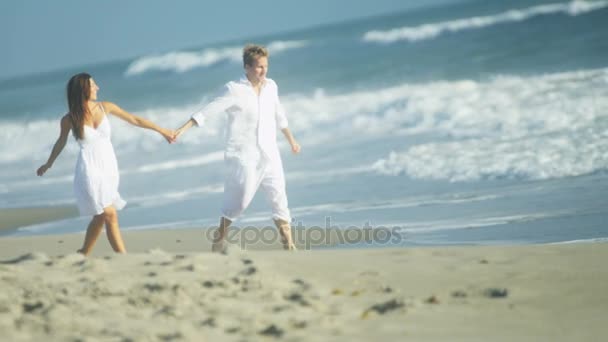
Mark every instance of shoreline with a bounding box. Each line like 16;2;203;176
0;205;78;235
0;205;605;258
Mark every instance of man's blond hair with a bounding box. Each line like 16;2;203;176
243;44;269;67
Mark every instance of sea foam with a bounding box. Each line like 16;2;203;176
125;40;308;76
3;68;606;184
363;0;608;43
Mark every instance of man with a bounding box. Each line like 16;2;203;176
175;44;300;251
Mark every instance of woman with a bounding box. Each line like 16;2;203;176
36;73;175;256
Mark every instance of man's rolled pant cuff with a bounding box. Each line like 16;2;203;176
272;215;291;223
220;212;238;222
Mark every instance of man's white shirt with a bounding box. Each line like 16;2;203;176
191;76;288;164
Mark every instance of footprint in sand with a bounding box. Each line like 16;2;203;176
180;264;196;272
22;301;45;314
200;317;216;328
143;283;165;292
239;266;257;276
484;288;508;298
361;298;405;319
258;324;284;338
202;280;227;289
0;253;49;265
452;290;467;298
292;278;311;290
284;292;309;306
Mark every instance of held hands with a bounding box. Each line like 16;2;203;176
173;119;195;141
160;128;177;144
172;118;195;142
36;163;51;176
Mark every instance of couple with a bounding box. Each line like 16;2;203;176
37;44;300;256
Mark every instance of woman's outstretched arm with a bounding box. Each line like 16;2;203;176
37;115;72;176
102;101;176;143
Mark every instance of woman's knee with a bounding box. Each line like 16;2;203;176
92;212;105;222
102;206;118;224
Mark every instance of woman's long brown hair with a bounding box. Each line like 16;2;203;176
66;73;92;140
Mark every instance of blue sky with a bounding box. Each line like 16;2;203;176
0;0;456;79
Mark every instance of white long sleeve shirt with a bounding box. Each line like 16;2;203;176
192;76;288;164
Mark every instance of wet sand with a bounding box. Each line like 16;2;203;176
0;206;78;235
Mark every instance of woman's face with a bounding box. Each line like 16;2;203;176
89;78;100;101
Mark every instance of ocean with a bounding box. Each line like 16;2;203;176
1;0;607;246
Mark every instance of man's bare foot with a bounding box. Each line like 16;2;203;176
211;242;226;253
283;243;297;251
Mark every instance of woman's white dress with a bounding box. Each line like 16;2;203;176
73;106;126;216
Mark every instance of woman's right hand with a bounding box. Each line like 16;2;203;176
36;163;51;176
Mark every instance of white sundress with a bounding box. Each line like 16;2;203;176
73;104;126;216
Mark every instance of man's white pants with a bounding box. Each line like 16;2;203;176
221;155;291;222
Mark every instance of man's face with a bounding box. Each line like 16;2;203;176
245;56;268;84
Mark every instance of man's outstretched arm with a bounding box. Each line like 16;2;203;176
281;127;301;154
175;118;197;139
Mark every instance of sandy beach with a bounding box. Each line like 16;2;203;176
2;0;607;340
0;226;606;341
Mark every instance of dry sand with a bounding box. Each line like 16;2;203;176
0;226;607;341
